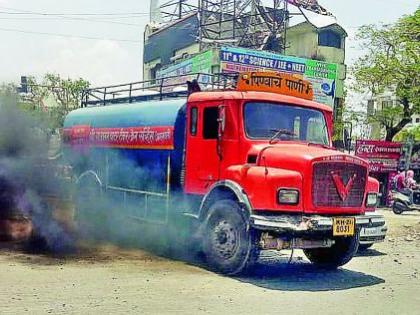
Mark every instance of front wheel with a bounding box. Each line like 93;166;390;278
358;243;373;251
202;200;256;275
304;232;360;269
392;201;405;215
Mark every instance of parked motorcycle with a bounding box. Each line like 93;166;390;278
391;189;420;214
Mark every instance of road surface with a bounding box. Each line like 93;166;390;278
0;210;419;315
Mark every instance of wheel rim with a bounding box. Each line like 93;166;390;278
210;220;240;259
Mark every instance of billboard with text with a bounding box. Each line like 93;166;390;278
220;46;337;107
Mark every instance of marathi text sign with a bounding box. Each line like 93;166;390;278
237;72;313;100
355;140;402;173
220;46;337;107
355;140;402;159
64;125;174;150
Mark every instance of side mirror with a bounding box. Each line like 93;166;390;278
343;128;352;152
216;105;226;160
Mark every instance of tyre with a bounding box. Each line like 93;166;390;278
202;200;256;275
74;176;109;241
358;243;373;251
304;232;360;269
392;202;405;215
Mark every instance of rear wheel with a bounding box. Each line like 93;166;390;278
304;232;360;269
74;176;109;241
202;200;257;275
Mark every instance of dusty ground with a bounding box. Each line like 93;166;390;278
0;210;419;315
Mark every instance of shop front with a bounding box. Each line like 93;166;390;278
355;140;402;206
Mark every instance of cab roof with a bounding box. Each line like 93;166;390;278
188;91;333;113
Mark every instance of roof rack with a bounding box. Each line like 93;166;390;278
81;73;239;107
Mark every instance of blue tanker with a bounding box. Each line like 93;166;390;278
63;99;187;193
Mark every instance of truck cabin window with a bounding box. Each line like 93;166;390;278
190;106;198;136
244;102;329;145
203;107;219;139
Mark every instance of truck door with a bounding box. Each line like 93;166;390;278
184;102;222;194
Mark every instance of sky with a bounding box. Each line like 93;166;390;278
0;0;418;86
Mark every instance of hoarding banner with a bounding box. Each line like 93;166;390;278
220;46;337;107
355;140;402;173
355;140;402;159
157;50;214;79
287;0;333;16
156;50;214;92
236;72;313;100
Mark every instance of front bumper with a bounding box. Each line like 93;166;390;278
250;212;386;235
359;224;388;244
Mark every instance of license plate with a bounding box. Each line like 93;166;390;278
333;217;355;236
361;227;383;237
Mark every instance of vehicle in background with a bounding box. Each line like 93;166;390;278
391;189;420;214
63;72;385;275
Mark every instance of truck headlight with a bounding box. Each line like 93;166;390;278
366;193;378;207
277;189;299;205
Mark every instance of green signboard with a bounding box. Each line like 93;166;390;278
157;50;214;79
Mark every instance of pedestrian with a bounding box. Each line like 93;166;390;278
405;170;417;189
395;171;406;191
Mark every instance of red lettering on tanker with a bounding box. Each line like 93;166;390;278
64;125;174;149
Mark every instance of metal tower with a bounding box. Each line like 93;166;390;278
157;0;290;53
158;0;199;22
198;0;289;53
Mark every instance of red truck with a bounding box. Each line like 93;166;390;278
63;73;384;274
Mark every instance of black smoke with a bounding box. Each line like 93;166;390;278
0;92;74;253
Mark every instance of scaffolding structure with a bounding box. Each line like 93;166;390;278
156;0;290;53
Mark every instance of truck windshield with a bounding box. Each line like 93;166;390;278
244;102;329;145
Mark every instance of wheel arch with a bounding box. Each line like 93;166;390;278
198;180;252;222
76;170;103;188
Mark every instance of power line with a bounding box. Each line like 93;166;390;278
0;6;150;16
0;26;142;43
0;16;148;21
0;6;148;26
0;15;145;26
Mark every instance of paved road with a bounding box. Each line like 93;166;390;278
0;210;419;315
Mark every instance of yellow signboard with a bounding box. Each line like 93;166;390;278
237;72;314;101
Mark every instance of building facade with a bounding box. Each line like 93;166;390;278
367;88;419;140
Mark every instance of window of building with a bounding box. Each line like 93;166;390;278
415;118;420;123
318;30;342;49
203;107;219;139
381;100;394;108
149;63;162;81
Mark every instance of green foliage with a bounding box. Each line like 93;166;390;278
352;8;420;141
394;125;420;142
26;73;89;129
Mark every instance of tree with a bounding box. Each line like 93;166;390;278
26;73;89;129
352;8;420;141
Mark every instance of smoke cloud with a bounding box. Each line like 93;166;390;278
0;91;197;263
0;92;74;253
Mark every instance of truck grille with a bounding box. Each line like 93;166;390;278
312;162;367;207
